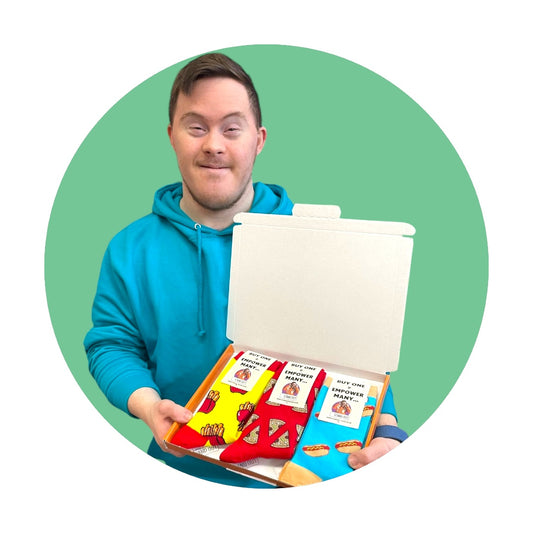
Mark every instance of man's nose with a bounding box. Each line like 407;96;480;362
202;131;225;154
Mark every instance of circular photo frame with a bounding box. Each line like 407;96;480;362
45;44;488;484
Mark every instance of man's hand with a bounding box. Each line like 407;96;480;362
127;387;193;454
348;436;400;469
348;413;401;470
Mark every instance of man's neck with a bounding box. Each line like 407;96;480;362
180;184;255;231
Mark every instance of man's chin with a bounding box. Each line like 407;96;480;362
197;198;238;211
185;180;253;213
189;190;246;212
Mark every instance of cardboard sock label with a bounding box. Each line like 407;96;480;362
221;350;277;392
318;375;371;429
269;362;323;409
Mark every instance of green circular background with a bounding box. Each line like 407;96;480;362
45;44;488;455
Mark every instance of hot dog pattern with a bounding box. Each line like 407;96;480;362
278;383;378;485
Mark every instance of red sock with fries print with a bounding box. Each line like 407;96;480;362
220;362;326;463
171;352;282;449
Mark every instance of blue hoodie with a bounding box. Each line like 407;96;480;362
84;181;397;487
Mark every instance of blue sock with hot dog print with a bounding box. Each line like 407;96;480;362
278;379;377;485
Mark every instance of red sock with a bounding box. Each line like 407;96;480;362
219;362;326;464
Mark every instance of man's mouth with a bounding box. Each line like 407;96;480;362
198;161;230;170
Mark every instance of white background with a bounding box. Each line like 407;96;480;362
2;1;531;531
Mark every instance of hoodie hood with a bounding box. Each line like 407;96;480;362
152;181;293;234
151;181;294;336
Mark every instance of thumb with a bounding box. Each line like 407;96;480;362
347;437;397;470
347;447;376;470
159;399;193;424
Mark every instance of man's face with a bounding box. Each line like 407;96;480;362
168;77;266;213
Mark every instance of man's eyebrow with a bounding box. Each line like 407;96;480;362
179;111;248;123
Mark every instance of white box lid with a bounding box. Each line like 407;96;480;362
227;204;415;374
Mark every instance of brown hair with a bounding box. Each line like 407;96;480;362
168;53;262;127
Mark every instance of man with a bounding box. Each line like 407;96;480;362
84;53;407;488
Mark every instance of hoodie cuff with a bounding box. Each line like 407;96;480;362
105;371;161;416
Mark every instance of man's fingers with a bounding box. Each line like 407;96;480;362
152;400;193;454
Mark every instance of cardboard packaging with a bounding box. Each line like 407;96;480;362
164;204;415;487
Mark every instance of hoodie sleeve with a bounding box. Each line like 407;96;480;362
381;383;397;420
84;239;160;415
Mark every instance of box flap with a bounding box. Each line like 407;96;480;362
227;204;415;374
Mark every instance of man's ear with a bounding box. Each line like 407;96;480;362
167;123;177;152
256;126;267;155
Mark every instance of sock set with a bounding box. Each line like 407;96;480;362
171;351;379;485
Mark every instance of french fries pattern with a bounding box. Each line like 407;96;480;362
200;423;226;445
171;354;282;450
237;401;256;430
198;389;221;414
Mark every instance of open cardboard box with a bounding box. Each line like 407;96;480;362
164;204;415;487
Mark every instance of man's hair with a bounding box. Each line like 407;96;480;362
168;53;262;127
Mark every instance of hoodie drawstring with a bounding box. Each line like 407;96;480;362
194;223;206;337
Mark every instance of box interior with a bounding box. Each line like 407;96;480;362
227;206;414;374
164;345;390;487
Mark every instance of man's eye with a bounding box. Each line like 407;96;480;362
225;127;241;136
188;126;205;135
